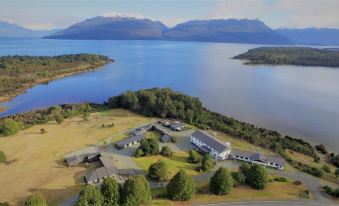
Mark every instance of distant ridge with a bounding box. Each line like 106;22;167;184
45;16;168;40
276;28;339;46
44;16;292;45
0;21;57;38
164;19;292;45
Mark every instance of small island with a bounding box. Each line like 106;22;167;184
233;47;339;67
0;54;113;103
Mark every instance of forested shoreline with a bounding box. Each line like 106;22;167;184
233;47;339;67
0;54;113;102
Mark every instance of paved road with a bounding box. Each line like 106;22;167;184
198;200;338;206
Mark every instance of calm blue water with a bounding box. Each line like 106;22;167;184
0;39;339;151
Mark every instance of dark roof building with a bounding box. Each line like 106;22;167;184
170;122;186;131
115;134;145;149
160;134;171;143
231;149;285;170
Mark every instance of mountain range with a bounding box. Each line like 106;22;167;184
0;21;57;38
3;16;339;46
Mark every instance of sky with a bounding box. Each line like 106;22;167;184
0;0;338;30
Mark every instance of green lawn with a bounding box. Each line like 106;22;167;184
133;151;199;179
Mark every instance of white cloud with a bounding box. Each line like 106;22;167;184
209;0;339;29
102;11;145;19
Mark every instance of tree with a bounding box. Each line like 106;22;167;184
134;148;144;157
167;169;196;201
209;167;233;195
76;185;103;206
198;154;216;172
160;146;173;157
101;177;120;206
40;128;46;134
231;171;246;186
137;138;159;156
121;175;152;206
187;150;201;164
246;165;269;190
0;151;6;164
148;160;168;181
54;112;64;124
239;163;251;177
25;192;47;206
0;118;20;136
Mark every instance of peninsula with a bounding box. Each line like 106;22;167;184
233;47;339;67
0;54;113;103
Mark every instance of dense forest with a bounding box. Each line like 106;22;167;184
106;88;316;158
233;47;339;67
0;54;112;99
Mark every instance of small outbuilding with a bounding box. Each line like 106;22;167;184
115;134;145;149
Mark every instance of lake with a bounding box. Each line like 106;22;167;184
0;39;339;151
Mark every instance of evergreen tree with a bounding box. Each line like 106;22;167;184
101;177;120;206
167;169;196;201
246;165;269;190
209;167;233;195
148;160;168;181
160;146;173;157
231;171;246;186
76;185;103;206
198;154;216;172
187;150;201;164
121;175;152;206
239;163;251;177
25;192;47;206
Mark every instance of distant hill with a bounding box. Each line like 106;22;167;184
276;28;339;46
0;21;57;38
164;19;292;45
44;16;168;40
45;17;293;45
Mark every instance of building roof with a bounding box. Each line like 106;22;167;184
99;154;114;169
160;134;171;142
115;134;145;148
231;149;285;167
191;130;230;153
84;170;98;183
170;122;186;129
152;124;170;135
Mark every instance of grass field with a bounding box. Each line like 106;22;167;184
133;151;199;179
150;181;308;206
0;109;151;205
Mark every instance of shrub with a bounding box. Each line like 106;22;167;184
246;165;269;190
231;171;246;186
323;165;331;173
53;112;64;124
315;144;328;155
101;177;120;206
167;169;196;201
121;175;152;205
134;148;144;157
335;168;339;178
310;167;324;178
76;185;103;206
210;167;233;195
160;146;173;157
273;177;287;182
40;128;46;134
25;192;47;206
0;151;6;164
187;150;201;164
197;154;216;172
148;160;168;181
170;136;178;143
0;118;20;136
294;180;302;185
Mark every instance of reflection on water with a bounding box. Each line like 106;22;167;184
0;39;339;151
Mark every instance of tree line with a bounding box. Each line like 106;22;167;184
0;54;112;97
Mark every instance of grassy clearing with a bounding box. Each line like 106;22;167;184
149;181;309;206
133;151;199;179
0;109;150;205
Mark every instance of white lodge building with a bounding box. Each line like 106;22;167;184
190;130;231;160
